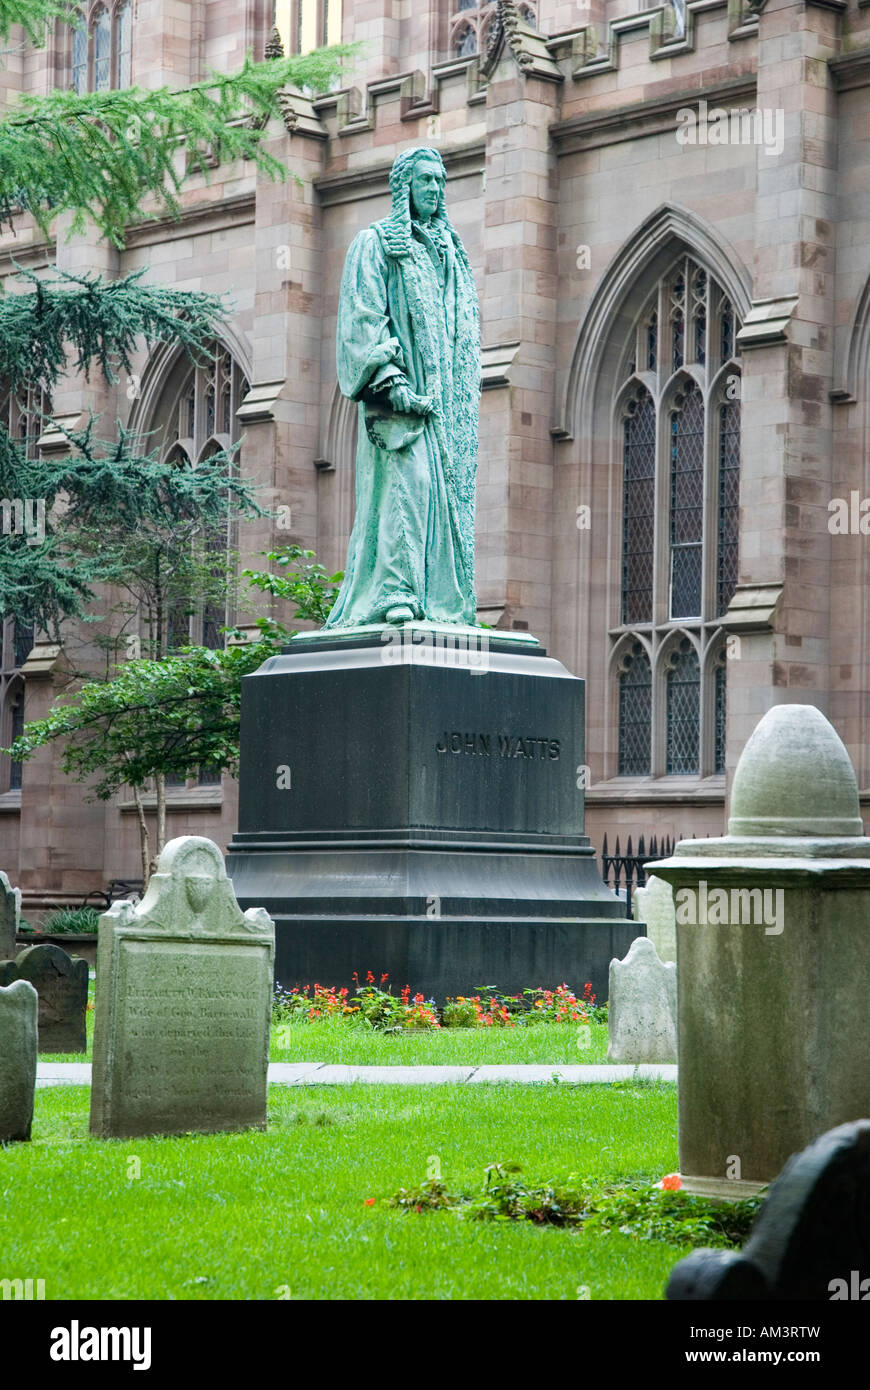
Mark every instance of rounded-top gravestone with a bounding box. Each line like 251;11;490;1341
0;978;38;1141
8;943;89;1054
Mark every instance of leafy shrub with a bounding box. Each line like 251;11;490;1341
523;982;596;1024
273;983;356;1022
386;1164;763;1249
442;994;516;1027
273;976;608;1028
582;1180;762;1249
273;973;439;1031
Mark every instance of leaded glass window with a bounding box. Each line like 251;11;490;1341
618;643;652;775
455;23;477;55
117;1;131;87
669;382;704;620
621;391;656;625
714;660;727;775
717;399;740;615
8;692;23;790
671;273;685;372
159;342;249;656
450;1;498;58
275;0;343;52
721;298;734;360
94;7;111;89
147;345;249;791
666;640;700;774
0;622;29;794
71;2;133;93
72;21;87;94
613;254;741;779
692;269;707;365
646;312;657;371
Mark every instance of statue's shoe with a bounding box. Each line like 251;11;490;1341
385;605;415;623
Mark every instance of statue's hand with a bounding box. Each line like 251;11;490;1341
388;383;433;416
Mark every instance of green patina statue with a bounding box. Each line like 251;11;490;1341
324;146;480;629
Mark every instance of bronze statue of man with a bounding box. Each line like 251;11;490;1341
324;147;480;629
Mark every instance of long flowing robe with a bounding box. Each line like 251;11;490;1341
324;215;480;628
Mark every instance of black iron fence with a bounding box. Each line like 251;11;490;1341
600;833;678;915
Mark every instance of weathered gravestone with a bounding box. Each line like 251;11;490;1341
4;943;89;1053
90;835;275;1140
607;936;677;1064
632;874;676;963
666;1119;870;1300
0;979;38;1141
0;870;21;959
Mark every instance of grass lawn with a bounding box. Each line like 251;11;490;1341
269;1017;612;1065
3;1081;681;1300
39;992;613;1066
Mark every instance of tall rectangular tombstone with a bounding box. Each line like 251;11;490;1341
90;837;275;1140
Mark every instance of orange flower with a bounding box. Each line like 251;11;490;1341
364;1197;376;1206
661;1174;682;1191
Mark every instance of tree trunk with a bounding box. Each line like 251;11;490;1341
155;770;166;864
131;782;151;889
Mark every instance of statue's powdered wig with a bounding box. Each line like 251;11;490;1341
379;147;465;263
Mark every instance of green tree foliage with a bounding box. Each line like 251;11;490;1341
4;549;342;877
0;6;352;874
0;267;240;635
0;2;354;245
243;545;344;630
0;0;79;46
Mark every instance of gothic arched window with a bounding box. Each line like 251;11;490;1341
665;638;700;774
614;255;741;778
617;642;652;776
621;390;656;625
156;342;249;656
71;2;133;94
0;622;30;794
275;0;343;54
146;343;249;790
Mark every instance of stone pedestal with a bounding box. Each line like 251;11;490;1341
226;624;635;1001
653;704;870;1195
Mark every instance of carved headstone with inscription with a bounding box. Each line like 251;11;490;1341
90;836;274;1140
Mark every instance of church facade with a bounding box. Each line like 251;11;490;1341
1;0;868;909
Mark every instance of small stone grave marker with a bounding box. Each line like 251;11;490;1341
607;935;677;1064
90;835;275;1140
632;874;676;963
0;979;38;1141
